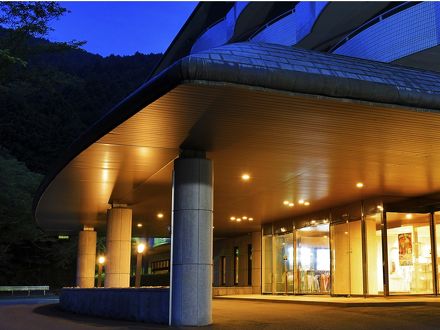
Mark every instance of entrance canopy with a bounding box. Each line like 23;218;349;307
34;42;440;237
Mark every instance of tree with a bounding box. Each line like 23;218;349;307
0;2;162;287
0;2;84;71
0;148;78;287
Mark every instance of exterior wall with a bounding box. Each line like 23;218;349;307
333;2;440;62
60;288;169;324
212;286;253;296
213;234;254;287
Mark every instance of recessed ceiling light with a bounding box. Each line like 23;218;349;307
137;223;143;228
230;216;236;221
243;216;248;220
283;200;289;205
298;199;305;204
241;173;250;181
236;218;242;222
356;182;364;188
405;213;413;219
304;201;310;206
288;203;294;207
249;217;254;221
157;213;164;219
344;232;348;235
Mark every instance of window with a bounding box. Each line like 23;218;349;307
234;247;239;285
151;259;170;274
220;256;226;286
248;244;252;286
386;212;433;294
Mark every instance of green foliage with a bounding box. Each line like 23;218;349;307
0;2;85;72
0;3;162;287
0;2;66;36
0;38;161;173
0;148;77;287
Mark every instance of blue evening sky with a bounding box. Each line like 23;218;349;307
48;2;198;57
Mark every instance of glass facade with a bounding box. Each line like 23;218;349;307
386;212;433;294
262;199;440;296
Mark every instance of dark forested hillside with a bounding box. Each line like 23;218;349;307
0;37;162;173
0;22;162;287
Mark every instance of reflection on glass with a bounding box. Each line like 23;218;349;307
331;220;363;295
296;223;330;294
387;212;433;294
262;235;273;293
365;212;383;295
274;233;294;293
317;249;330;271
435;212;440;293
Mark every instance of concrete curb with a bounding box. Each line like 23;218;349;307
214;296;440;308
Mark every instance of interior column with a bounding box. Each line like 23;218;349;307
105;206;132;288
76;227;97;288
170;151;213;326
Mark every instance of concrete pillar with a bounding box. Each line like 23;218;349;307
171;153;213;326
252;231;262;294
76;228;97;288
105;207;132;288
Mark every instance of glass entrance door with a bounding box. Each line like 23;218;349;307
331;220;363;295
273;232;294;294
296;223;330;294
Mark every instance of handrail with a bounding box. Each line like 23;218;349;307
329;1;419;53
248;8;295;41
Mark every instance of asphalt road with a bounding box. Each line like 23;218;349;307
1;297;440;329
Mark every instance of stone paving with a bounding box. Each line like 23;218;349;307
1;296;440;329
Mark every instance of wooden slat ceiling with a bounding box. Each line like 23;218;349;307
36;82;440;237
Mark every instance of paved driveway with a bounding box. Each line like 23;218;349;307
1;297;440;329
